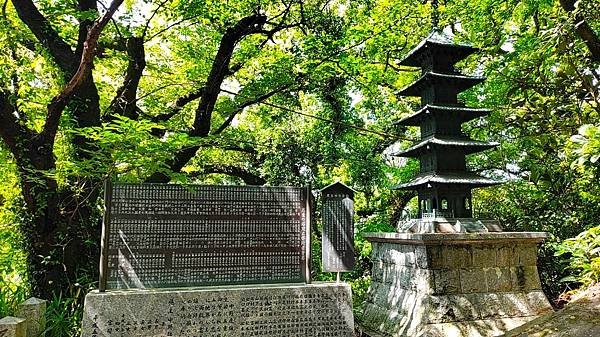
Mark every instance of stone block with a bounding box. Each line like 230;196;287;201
472;247;497;268
426;295;479;323
426;246;445;269
524;290;553;315
523;266;542;291
470;293;505;319
460;268;488;293
17;297;46;337
0;317;26;337
82;283;353;337
415;246;429;268
496;245;516;267
499;292;532;317
510;266;541;291
485;267;512;292
433;269;460;295
517;245;538;266
445;246;472;269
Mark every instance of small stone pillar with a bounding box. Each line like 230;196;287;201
17;297;46;337
0;317;27;337
357;232;553;337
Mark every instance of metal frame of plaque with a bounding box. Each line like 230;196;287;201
321;182;355;272
99;182;312;291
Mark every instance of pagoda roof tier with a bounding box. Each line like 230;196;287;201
394;105;491;126
398;72;485;97
393;136;498;158
392;172;501;190
399;30;478;67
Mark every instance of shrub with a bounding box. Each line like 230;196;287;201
555;226;600;287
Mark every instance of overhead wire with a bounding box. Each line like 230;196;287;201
219;88;415;141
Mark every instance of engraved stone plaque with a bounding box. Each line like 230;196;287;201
82;283;354;337
101;183;309;290
321;183;355;272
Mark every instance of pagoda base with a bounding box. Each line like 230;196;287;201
356;233;553;337
398;218;504;233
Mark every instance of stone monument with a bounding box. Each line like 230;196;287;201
356;29;552;337
16;297;46;337
82;183;354;337
0;317;26;337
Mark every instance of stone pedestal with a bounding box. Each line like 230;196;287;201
357;233;553;337
17;297;46;337
82;283;353;337
0;317;26;337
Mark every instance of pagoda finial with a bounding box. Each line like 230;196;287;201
431;0;440;30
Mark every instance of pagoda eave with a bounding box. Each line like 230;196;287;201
393;105;491;126
398;72;485;97
392;172;501;190
393;137;499;157
399;30;478;67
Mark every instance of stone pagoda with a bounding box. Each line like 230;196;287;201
358;30;553;337
393;29;500;233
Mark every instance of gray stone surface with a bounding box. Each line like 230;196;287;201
0;317;26;337
82;283;353;337
17;297;46;337
357;233;552;337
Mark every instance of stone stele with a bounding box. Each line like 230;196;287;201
357;232;553;337
82;283;353;337
0;316;26;337
16;297;46;337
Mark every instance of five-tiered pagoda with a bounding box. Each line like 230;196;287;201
393;29;501;233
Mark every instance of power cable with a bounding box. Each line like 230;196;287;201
219;88;414;141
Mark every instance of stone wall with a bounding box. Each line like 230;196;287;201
357;233;553;337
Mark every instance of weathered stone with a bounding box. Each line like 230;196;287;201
460;268;488;293
358;232;551;337
496;245;516;267
473;247;497;268
17;297;46;337
485;267;512;292
0;317;26;337
445;246;472;269
82;283;353;337
427;246;445;269
434;269;460;294
517;245;538;266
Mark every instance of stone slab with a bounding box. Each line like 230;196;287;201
362;232;547;245
17;297;46;337
0;317;26;337
82;283;353;337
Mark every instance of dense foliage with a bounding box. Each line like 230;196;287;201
0;0;598;335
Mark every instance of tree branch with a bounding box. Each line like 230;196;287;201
11;0;76;73
74;0;98;61
151;87;206;123
189;165;266;185
41;0;124;143
0;89;32;155
191;13;268;137
560;0;600;62
108;36;146;119
213;84;292;135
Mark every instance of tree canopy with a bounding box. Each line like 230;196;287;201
0;0;598;334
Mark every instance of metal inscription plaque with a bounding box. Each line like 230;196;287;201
321;183;355;272
100;183;310;290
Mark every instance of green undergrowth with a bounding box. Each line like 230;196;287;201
555;225;600;288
